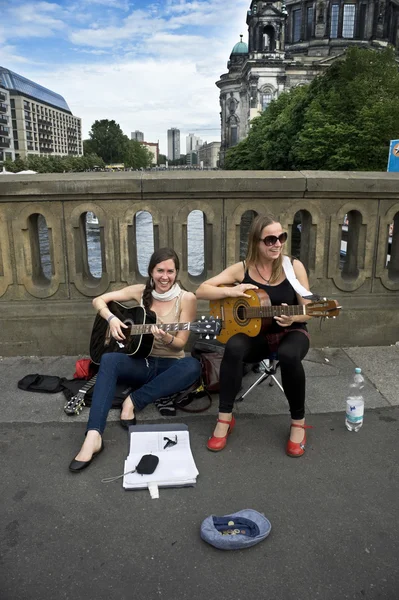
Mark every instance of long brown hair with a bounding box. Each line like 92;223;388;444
142;248;180;312
245;214;285;284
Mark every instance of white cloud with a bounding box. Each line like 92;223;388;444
0;44;35;65
83;0;130;9
27;57;222;153
1;0;250;154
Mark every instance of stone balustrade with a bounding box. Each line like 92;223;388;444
0;170;398;356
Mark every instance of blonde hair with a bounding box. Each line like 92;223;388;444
245;214;285;284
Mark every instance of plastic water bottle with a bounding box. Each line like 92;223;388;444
345;367;365;432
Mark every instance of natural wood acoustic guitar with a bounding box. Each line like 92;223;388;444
209;288;341;344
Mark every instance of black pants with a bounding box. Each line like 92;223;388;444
219;331;310;420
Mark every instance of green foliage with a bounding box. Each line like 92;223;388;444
88;119;128;164
4;153;105;173
158;154;167;165
123;140;153;169
225;48;399;171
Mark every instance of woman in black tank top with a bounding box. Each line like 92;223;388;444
196;214;313;458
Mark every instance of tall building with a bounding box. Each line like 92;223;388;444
186;133;202;154
167;128;180;161
217;1;399;164
0;67;82;161
131;130;144;142
0;85;15;165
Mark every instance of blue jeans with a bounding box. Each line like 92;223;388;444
86;352;201;434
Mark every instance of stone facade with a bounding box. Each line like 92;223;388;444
217;0;399;164
197;141;221;168
0;171;398;356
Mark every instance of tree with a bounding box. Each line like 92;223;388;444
225;48;399;171
87;119;128;164
123;140;153;169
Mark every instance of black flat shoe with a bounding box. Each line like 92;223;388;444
120;417;137;429
69;441;104;473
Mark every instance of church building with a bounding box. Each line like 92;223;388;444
217;0;399;164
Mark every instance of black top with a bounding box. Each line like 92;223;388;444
242;269;307;334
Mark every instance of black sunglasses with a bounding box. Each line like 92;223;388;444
260;232;288;246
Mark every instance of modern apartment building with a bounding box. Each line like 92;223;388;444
131;130;144;142
0;67;82;161
186;133;202;154
167;128;180;161
0;85;15;165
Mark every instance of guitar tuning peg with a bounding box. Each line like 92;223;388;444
205;335;210;339
201;315;205;320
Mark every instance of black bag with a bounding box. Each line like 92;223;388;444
18;374;66;394
155;379;212;416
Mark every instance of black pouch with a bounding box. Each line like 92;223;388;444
17;374;66;393
136;454;159;475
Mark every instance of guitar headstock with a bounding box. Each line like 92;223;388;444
64;394;85;416
191;316;222;339
307;299;341;318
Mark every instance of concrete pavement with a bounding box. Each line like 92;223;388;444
0;345;399;600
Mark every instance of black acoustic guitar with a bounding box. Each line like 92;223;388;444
89;300;222;365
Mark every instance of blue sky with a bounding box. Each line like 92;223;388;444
0;0;249;154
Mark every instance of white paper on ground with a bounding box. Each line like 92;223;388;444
123;427;198;490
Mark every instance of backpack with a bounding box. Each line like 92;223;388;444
191;339;252;391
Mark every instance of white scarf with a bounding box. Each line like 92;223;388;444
151;283;182;302
282;255;312;298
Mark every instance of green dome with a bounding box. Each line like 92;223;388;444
231;37;248;55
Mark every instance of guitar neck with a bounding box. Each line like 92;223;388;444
247;305;307;318
130;322;191;335
78;374;98;393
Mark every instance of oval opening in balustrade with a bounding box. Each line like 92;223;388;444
31;213;52;285
84;211;102;279
291;210;313;271
240;210;257;260
187;210;205;277
135;211;154;277
340;211;363;279
387;216;398;281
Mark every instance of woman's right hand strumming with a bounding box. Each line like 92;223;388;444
108;317;128;341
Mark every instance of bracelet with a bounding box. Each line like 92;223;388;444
163;335;174;346
107;314;116;324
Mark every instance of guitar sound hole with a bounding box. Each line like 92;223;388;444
234;303;249;326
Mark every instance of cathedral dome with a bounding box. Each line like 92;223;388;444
231;35;248;55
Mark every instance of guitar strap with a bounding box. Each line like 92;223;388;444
282;256;318;300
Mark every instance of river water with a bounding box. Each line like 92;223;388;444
39;211;383;279
38;210;208;280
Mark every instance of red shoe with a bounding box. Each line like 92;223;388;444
207;416;236;452
286;423;313;458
